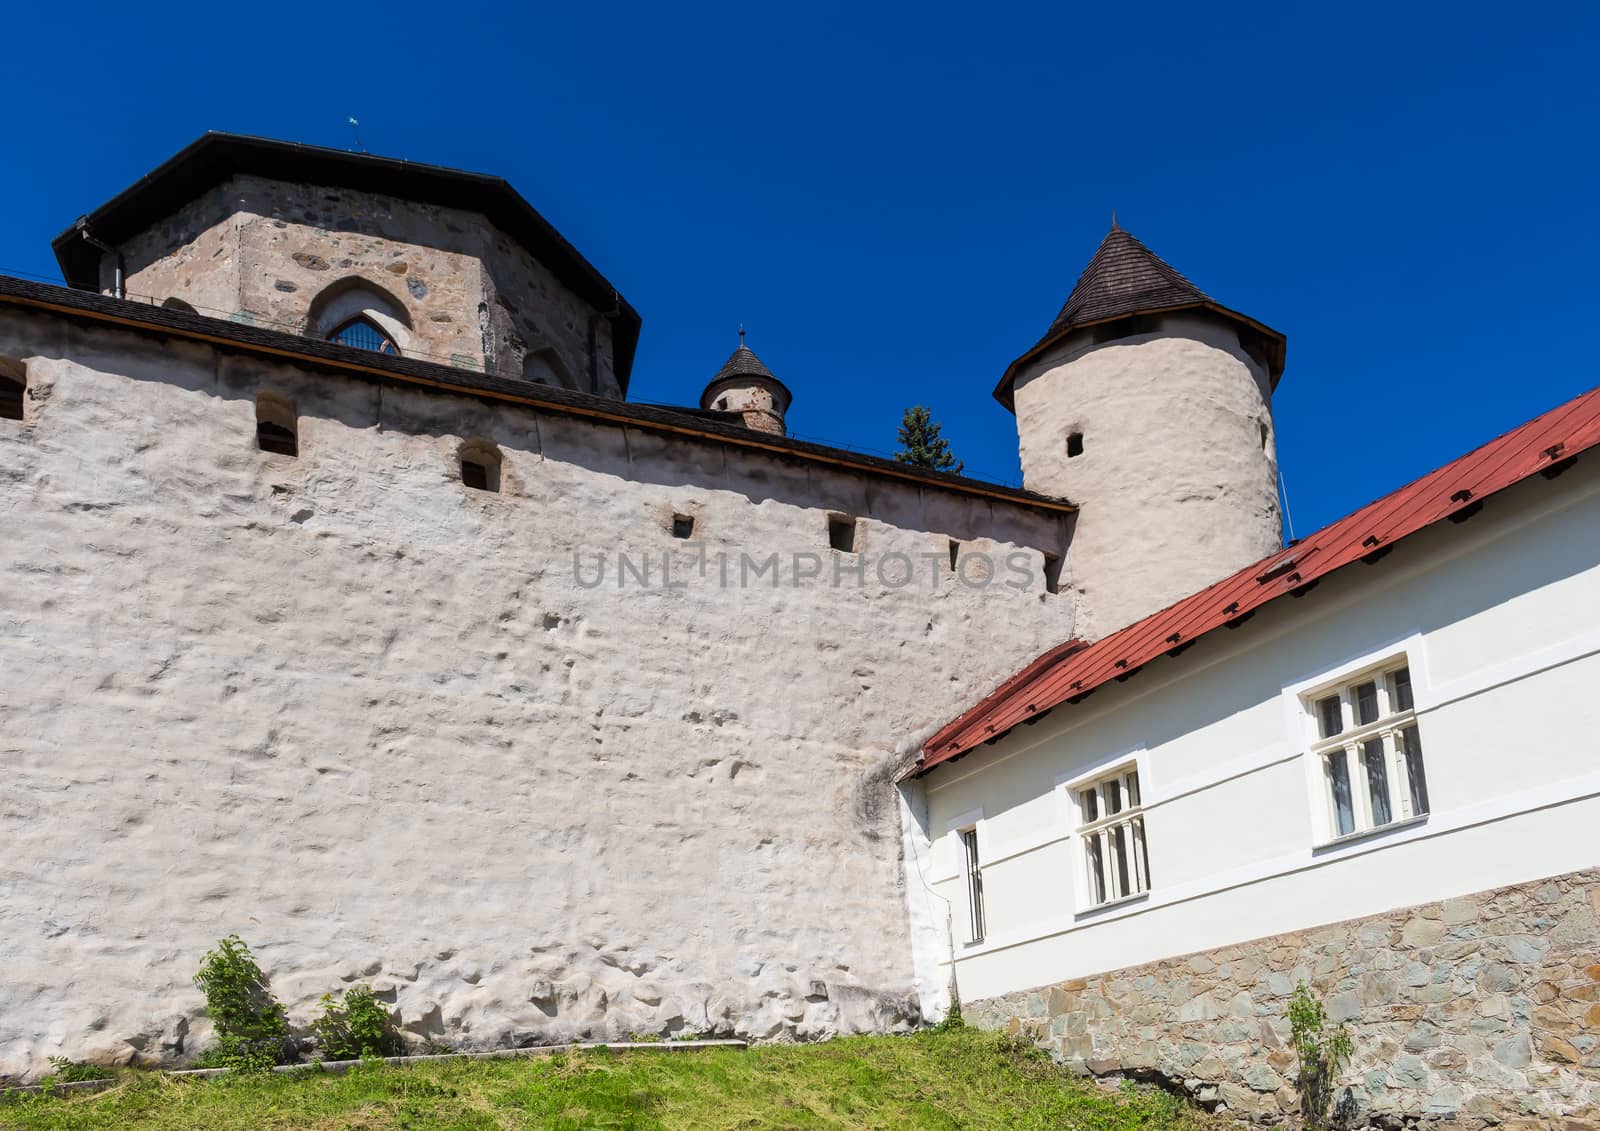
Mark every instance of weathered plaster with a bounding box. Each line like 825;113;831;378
1012;313;1280;638
0;308;1073;1080
700;376;788;436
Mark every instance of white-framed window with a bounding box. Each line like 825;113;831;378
1073;765;1150;908
1306;660;1430;842
958;826;986;943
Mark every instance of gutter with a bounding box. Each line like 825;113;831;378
73;219;124;300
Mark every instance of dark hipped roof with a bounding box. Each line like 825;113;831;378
704;344;793;408
904;379;1600;779
0;272;1074;516
994;223;1286;409
48;132;643;392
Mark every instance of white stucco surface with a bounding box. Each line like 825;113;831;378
0;308;1075;1079
911;456;1600;1003
1012;314;1281;637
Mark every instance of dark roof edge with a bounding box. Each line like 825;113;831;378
46;131;642;389
992;300;1288;411
0;274;1074;515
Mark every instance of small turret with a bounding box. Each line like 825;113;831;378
999;221;1287;637
701;331;791;436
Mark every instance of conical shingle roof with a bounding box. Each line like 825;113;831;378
1044;222;1210;336
994;222;1285;408
712;344;776;385
701;338;793;414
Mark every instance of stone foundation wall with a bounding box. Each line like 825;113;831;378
969;870;1600;1127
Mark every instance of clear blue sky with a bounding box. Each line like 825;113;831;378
4;2;1597;532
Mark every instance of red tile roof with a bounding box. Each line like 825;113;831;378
904;382;1600;780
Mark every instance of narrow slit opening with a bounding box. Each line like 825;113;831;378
828;514;858;553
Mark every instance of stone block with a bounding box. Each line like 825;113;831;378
1442;897;1480;926
1503;935;1552;965
1480;961;1519;993
1539;1034;1582;1064
1326;989;1361;1023
1491;1033;1533;1068
1403;1021;1442;1052
1242;1063;1282;1092
1177;992;1220;1023
1392;1052;1430;1087
1402;917;1446;948
1423;1083;1466;1113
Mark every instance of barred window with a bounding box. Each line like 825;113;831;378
1309;662;1429;842
1076;765;1150;908
328;315;399;355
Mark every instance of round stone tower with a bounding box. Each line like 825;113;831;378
998;222;1286;639
700;332;792;436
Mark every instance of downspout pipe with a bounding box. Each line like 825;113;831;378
75;218;124;300
585;291;622;395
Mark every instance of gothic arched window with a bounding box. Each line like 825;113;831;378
327;315;399;356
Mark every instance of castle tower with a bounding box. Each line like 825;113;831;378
997;222;1287;638
700;332;792;435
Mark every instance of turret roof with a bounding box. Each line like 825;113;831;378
704;340;793;409
994;222;1286;408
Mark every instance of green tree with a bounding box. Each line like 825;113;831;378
894;406;964;474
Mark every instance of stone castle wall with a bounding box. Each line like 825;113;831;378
0;307;1072;1081
969;869;1600;1127
110;174;618;395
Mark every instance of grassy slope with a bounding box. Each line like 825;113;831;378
0;1029;1222;1131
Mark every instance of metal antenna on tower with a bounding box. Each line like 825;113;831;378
348;117;366;153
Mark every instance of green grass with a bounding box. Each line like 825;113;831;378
0;1028;1220;1130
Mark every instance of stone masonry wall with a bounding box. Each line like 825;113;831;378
0;308;1072;1081
112;174;617;395
970;870;1600;1127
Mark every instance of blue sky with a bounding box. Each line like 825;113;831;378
4;2;1597;532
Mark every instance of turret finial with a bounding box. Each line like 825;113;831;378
1110;209;1120;230
738;323;746;348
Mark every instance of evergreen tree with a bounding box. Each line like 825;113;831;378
894;406;964;474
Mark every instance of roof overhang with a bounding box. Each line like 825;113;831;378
992;301;1288;412
49;132;643;392
0;274;1075;517
904;379;1600;779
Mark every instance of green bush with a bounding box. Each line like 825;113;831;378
310;984;402;1061
191;935;290;1072
44;1057;112;1082
1289;980;1354;1131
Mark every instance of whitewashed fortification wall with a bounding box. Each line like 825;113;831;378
0;306;1073;1080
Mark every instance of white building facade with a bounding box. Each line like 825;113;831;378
902;406;1600;1122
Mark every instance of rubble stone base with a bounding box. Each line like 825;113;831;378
969;869;1600;1127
